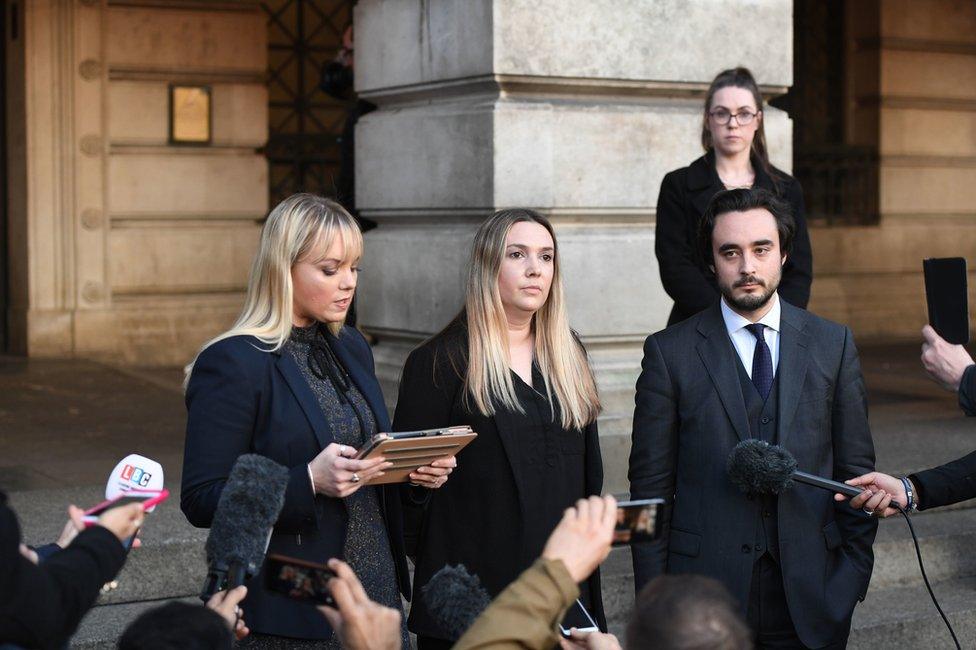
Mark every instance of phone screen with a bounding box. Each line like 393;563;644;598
264;554;337;607
613;499;665;546
559;599;599;636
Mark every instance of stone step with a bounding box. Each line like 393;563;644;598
850;575;976;649
70;598;197;649
869;504;976;590
598;506;976;638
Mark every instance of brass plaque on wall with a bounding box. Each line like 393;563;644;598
169;85;212;144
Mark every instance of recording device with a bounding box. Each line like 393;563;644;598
264;553;336;607
83;490;169;522
201;454;289;600
105;454;165;501
726;439;862;498
559;599;599;637
613;499;665;546
83;489;169;550
923;257;969;345
422;564;491;641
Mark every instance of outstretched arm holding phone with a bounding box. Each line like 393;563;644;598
453;496;620;650
0;494;144;649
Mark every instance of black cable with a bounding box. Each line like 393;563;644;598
892;503;961;650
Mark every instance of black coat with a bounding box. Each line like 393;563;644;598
180;327;410;640
0;492;127;649
655;152;813;325
391;321;606;639
910;364;976;509
629;301;877;648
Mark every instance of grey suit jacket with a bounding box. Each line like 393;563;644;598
629;300;877;648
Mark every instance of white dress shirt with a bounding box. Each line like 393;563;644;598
720;294;781;379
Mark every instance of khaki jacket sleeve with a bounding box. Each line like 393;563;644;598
453;558;580;650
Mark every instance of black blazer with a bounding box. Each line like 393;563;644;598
910;365;976;509
180;327;410;640
655;152;813;325
629;301;877;649
391;321;606;639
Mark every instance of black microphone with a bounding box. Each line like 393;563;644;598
201;454;289;599
726;439;863;498
422;564;491;641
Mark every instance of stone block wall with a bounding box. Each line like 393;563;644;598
6;0;267;364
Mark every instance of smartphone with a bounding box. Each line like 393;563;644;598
264;553;337;607
613;498;665;546
559;599;599;637
83;489;168;550
82;489;170;524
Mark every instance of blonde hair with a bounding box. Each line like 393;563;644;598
463;209;601;430
184;193;363;385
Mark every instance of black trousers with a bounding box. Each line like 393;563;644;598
746;554;849;650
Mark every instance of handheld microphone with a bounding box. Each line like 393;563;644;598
422;564;491;641
106;454;165;506
726;439;862;497
201;454;289;600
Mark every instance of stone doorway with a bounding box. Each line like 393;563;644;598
262;0;356;207
777;0;880;226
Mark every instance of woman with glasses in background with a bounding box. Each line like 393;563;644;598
655;67;812;326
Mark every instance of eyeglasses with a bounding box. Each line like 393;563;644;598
709;108;759;126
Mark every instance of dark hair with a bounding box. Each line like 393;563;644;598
698;187;795;268
626;575;752;650
118;602;232;650
701;67;780;186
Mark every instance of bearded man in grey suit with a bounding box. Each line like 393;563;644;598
630;187;877;649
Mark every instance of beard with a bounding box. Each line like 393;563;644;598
719;273;780;312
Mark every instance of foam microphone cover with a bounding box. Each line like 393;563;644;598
727;439;797;496
422;564;491;641
205;454;289;578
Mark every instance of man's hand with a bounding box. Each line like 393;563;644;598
318;559;402;650
921;325;974;391
560;630;622;650
206;585;250;640
542;495;617;583
834;472;905;518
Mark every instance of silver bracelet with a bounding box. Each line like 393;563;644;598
900;476;917;512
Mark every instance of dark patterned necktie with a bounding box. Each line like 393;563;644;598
746;323;773;401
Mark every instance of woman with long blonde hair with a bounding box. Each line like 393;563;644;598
392;209;606;648
181;193;454;647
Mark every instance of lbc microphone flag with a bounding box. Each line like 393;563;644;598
106;454;165;510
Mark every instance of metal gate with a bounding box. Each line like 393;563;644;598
262;0;356;207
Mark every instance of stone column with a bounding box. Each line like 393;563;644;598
356;0;793;492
